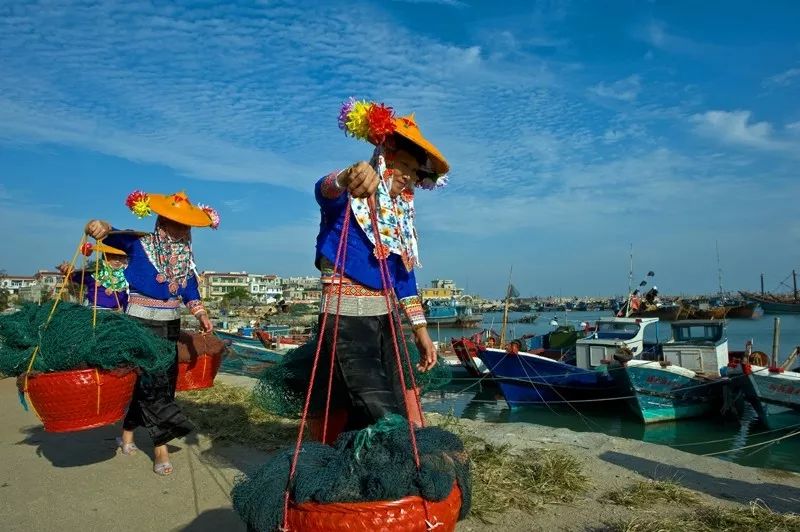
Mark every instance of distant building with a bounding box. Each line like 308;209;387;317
282;276;322;290
420;279;465;300
248;274;282;302
0;275;36;295
34;270;65;299
199;271;249;299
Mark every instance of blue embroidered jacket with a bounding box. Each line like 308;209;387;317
104;229;202;306
315;173;426;326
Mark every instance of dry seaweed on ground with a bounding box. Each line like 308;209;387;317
434;413;589;522
602;499;800;532
604;479;699;509
177;383;298;451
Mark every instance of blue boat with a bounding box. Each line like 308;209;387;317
613;320;730;423
476;317;660;408
424;299;482;328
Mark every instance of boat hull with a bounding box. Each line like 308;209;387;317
476;347;622;407
740;292;800;314
616;362;723;423
727;364;800;429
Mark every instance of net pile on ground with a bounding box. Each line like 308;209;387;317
231;414;471;532
252;338;452;418
0;302;176;376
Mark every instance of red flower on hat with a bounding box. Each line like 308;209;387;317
366;103;397;145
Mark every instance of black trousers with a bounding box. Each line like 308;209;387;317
319;313;406;431
123;318;194;446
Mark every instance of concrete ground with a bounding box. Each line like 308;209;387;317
0;377;264;532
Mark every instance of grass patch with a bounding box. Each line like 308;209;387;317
177;383;297;452
435;413;589;522
604;500;800;532
605;479;698;508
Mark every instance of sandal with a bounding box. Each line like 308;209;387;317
116;437;138;455
153;462;174;476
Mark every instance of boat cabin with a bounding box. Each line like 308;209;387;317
662;320;728;376
574;317;660;370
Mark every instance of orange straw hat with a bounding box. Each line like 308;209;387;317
391;114;449;176
338;98;449;189
80;242;127;257
124;190;220;228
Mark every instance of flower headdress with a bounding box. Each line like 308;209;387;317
338;98;449;189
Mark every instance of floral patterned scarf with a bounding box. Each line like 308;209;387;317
94;261;128;292
350;147;420;272
140;217;195;295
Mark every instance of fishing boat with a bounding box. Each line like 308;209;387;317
741;270;800;314
448;337;490;378
612;320;730;424
475;318;660;407
726;346;800;429
740;292;800;314
424;299;483;328
629;303;689;321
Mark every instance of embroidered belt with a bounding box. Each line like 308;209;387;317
128;294;181;308
127;293;181;321
320;294;389;317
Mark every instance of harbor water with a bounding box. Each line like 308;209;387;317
424;310;800;474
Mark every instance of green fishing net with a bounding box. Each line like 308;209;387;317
252;337;451;418
0;302;176;375
232;414;471;532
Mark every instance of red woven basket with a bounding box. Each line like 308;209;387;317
176;351;223;392
286;484;461;532
26;368;137;433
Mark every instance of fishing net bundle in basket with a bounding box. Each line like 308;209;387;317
232;414;470;532
0;302;176;432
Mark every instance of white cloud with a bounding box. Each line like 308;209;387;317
391;0;467;6
763;67;800;88
690;110;798;156
589;75;642;102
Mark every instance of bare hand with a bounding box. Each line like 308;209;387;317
339;161;379;198
414;326;437;372
56;261;72;275
197;312;213;334
85;219;112;240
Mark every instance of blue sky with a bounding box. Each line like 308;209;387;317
1;0;799;298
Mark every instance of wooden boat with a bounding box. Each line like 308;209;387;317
449;337;489;378
612;320;730;423
688;301;763;320
740;292;800;314
628;304;689;321
476;318;660;408
726;347;800;429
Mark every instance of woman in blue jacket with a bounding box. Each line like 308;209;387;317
84;190;218;476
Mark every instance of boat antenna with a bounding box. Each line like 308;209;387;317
628;243;633;296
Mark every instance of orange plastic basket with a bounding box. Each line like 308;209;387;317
26;368;136;433
176;351;223;391
285;484;461;532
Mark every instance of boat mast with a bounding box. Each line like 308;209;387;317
716;240;724;299
500;266;513;347
794;270;798;301
625;244;633;317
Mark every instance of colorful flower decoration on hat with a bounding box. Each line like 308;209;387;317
338;98;397;145
125;190;152;218
198;204;221;229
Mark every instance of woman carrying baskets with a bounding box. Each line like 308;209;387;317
314;100;448;431
84;190;219;476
